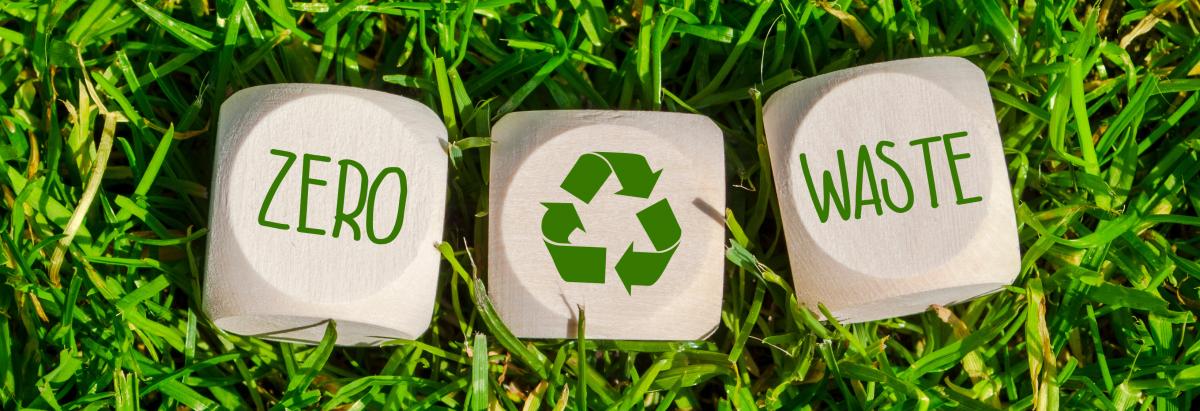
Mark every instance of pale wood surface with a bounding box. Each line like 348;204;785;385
205;84;448;345
764;57;1020;323
488;110;725;340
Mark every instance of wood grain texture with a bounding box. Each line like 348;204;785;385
764;57;1020;323
205;84;448;346
488;111;725;340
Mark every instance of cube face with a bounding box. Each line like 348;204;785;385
205;84;447;345
764;57;1020;323
488;111;725;340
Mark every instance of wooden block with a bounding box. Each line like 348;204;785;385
204;84;448;346
488;111;725;340
763;57;1020;323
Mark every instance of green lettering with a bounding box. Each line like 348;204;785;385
799;151;852;223
942;131;983;205
332;159;369;240
366;167;408;244
258;149;295;230
909;136;942;209
298;153;331;235
875;140;914;213
853;144;882;219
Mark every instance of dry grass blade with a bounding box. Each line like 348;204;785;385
48;113;117;287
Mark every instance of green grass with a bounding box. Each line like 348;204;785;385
2;0;1200;409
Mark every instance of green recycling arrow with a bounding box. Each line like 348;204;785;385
560;152;663;203
541;202;606;283
614;199;680;293
541;152;680;294
541;202;584;243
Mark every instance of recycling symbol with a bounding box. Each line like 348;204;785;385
541;152;681;294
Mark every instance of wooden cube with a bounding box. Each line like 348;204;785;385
763;57;1020;323
205;84;448;346
488;111;725;340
